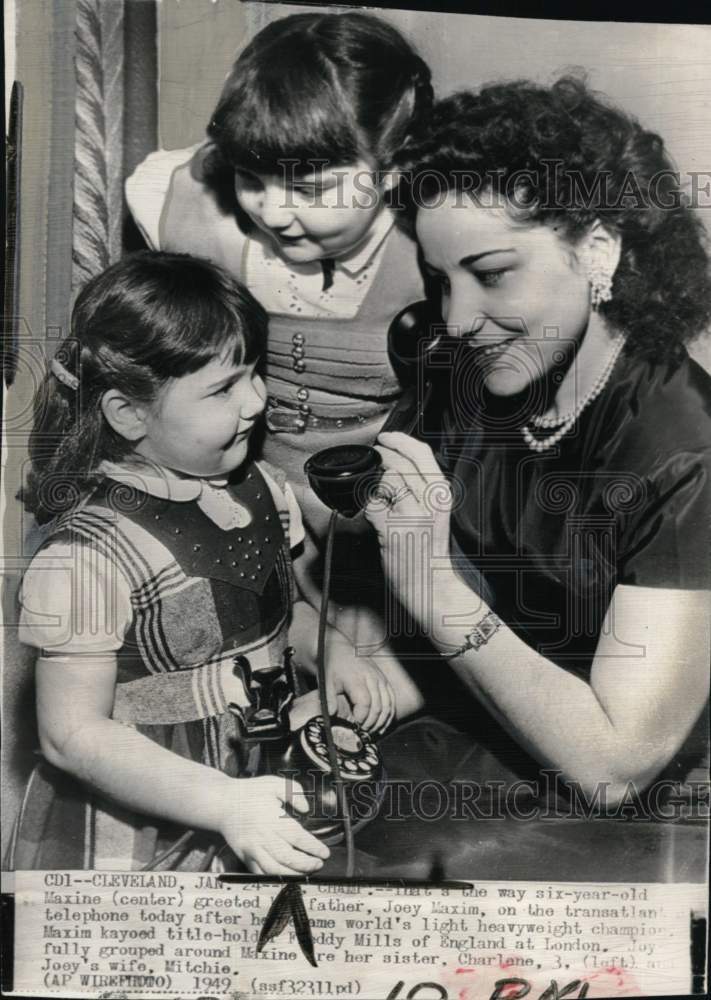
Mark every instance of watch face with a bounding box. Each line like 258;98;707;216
464;612;502;652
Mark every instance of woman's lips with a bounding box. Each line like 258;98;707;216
467;336;520;359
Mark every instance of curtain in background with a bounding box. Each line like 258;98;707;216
72;0;158;290
72;0;125;285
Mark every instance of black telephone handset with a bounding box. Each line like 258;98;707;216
228;300;442;852
303;299;445;516
380;299;445;436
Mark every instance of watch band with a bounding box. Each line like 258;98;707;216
441;610;503;661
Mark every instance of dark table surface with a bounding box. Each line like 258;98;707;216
320;716;709;884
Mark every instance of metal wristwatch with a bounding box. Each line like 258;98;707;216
442;610;502;660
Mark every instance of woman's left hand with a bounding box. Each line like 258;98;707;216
364;432;455;628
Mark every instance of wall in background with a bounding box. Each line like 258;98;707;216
2;0;77;861
159;1;711;186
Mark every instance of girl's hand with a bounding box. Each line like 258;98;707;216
220;776;330;875
364;432;455;629
326;656;395;734
288;664;395;734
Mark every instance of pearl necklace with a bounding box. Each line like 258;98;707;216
521;334;625;453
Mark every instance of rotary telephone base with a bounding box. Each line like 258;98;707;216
229;651;385;844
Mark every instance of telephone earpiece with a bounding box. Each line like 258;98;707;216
387;298;445;379
380;299;449;437
304;299;446;520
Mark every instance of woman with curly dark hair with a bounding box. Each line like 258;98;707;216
365;76;711;807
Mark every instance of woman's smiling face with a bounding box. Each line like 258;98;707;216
416;191;592;396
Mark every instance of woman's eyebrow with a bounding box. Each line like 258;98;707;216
459;249;516;266
293;175;337;186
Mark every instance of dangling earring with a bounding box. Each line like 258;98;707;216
579;227;622;310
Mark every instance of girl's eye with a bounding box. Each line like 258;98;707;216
292;182;332;200
476;269;508;288
213;382;234;397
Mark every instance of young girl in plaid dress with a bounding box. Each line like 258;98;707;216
14;252;394;874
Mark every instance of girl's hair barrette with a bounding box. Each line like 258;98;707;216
50;357;79;391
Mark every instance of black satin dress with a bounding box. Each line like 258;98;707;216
438;346;711;780
340;348;711;880
445;348;711;667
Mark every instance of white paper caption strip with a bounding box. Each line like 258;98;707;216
10;872;706;999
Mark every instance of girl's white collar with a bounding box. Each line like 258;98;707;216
99;460;228;502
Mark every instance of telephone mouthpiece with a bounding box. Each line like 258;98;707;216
304;445;383;518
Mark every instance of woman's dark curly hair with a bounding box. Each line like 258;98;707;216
397;75;711;360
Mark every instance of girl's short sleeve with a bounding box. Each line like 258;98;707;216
618;449;711;590
19;539;133;654
125;146;199;250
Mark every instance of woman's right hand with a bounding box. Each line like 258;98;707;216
219;776;330;875
365;432;457;633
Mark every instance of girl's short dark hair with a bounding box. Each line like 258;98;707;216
206;11;432;177
399;75;711;361
23;251;268;523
